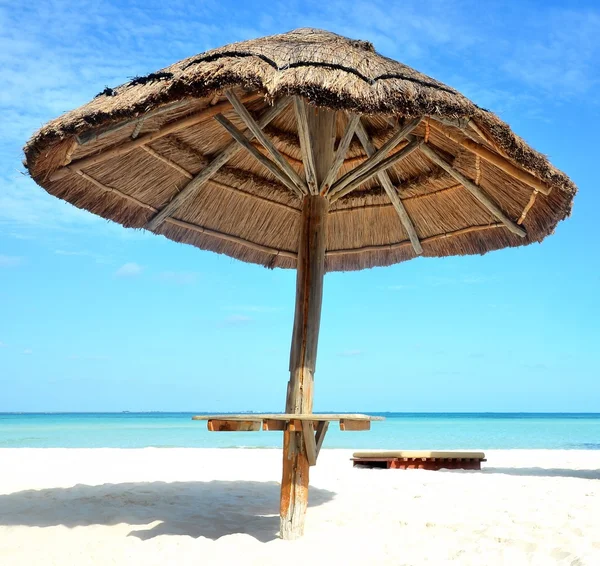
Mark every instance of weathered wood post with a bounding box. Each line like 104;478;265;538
280;100;336;539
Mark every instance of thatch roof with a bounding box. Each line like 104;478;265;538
24;28;576;271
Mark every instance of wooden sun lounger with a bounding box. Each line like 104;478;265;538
351;450;486;470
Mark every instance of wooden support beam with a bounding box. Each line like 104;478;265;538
145;97;290;230
326;223;504;256
340;419;371;431
165;217;297;260
428;121;552;195
518;189;539;225
329;138;423;203
131;118;146;139
319;113;360;194
328;117;421;198
141;145;194;179
225;90;307;195
50;95;259;181
281;195;329;540
207;419;261;431
415;140;526;238
302;421;317;466
355;120;422;255
281;106;335;539
76;100;190;145
263;419;286;431
293;97;319;194
315;421;329;458
215;114;305;199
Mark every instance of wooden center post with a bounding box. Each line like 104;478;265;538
280;100;336;539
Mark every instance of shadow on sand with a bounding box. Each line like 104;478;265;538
482;467;600;480
0;480;335;542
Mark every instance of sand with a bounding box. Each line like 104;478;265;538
0;448;598;565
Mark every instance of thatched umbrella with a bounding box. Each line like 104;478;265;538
24;28;576;539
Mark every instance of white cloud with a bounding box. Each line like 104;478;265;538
157;271;198;285
22;349;33;355
223;314;253;325
0;254;23;267
115;262;143;278
339;349;363;357
67;354;110;361
223;305;280;313
54;250;90;256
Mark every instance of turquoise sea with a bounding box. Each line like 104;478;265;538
1;413;599;449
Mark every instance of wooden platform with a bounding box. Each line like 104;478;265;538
192;413;384;432
193;414;384;468
351;450;486;471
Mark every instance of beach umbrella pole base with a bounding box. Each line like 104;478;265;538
280;103;335;540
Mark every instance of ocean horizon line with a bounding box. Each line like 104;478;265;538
1;411;599;416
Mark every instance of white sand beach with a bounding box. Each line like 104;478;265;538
0;448;598;565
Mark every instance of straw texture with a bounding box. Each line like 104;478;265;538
24;28;576;271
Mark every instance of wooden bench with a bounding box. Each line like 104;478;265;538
192;413;384;466
351;450;486;470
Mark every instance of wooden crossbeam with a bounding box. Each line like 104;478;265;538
355;120;422;255
340;419;370;431
329;138;423;203
207;419;261;431
145;98;290;230
319;114;361;194
328;117;421;198
415;139;526;238
225;90;307;195
293;97;319;194
428;121;552;195
215;114;305;198
50;96;259;182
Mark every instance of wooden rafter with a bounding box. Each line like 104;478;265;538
319;113;360;195
215;114;305;198
165;218;297;259
293;97;319;194
355;120;422;255
76;99;190;145
414;139;527;238
326;223;504;256
50;95;260;182
145;97;291;230
428;121;552;195
328;117;421;198
225;90;307;195
329;138;423;203
518;189;539;225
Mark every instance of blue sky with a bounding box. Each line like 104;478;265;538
1;0;598;412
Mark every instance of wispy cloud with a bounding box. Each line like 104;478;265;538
157;271;198;285
115;262;143;278
222;314;253;326
338;349;363;357
385;284;415;291
0;254;23;267
67;354;111;361
22;349;33;355
223;305;281;313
